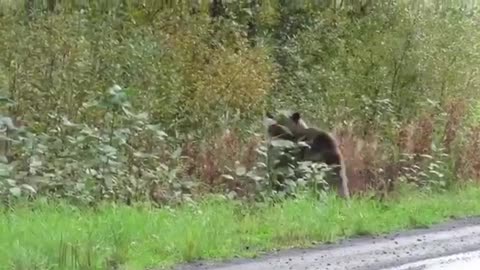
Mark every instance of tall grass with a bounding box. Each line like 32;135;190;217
1;185;480;269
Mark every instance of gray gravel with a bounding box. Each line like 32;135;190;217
173;217;480;270
384;249;480;270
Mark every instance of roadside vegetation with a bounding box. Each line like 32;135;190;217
1;0;480;269
3;186;480;270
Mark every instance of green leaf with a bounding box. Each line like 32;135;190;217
21;184;36;194
9;187;21;197
270;139;296;148
235;165;247;176
221;174;234;181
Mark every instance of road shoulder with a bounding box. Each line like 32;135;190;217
173;216;480;270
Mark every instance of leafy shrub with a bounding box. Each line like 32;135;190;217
0;85;182;205
1;2;480;203
161;15;277;131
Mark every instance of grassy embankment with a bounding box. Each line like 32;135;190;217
2;185;480;270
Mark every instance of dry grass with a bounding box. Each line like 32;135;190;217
180;129;263;197
457;125;480;182
169;99;480;200
443;99;467;152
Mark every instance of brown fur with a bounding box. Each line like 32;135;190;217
265;111;350;198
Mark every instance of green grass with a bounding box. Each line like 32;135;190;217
2;186;480;270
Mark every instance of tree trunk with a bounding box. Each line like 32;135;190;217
247;0;259;47
47;0;56;12
25;0;34;17
210;0;225;18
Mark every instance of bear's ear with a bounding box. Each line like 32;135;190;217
291;112;301;123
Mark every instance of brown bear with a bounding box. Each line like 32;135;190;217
264;110;350;198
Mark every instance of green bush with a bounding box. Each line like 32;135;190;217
0;1;480;203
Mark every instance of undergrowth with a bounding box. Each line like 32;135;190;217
0;1;478;203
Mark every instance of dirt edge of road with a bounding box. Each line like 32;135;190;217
171;215;480;270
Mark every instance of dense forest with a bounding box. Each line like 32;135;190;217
0;0;480;205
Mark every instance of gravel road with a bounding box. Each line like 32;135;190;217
174;217;480;270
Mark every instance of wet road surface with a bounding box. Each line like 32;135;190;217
385;249;480;270
174;217;480;270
